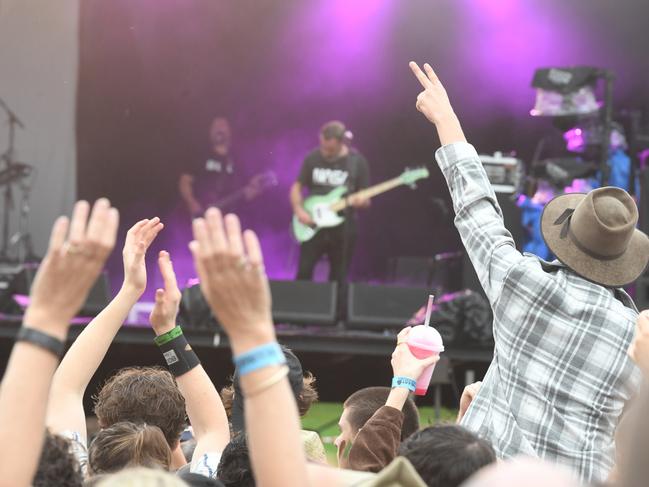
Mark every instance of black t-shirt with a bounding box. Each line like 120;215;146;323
188;151;244;207
297;148;370;197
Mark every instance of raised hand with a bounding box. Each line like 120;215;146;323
391;327;440;380
628;311;649;377
122;218;164;294
149;251;182;335
24;199;119;337
409;61;455;125
189;208;274;353
409;61;466;146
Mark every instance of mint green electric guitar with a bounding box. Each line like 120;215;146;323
292;167;430;243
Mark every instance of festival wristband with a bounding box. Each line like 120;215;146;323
244;365;289;398
154;325;183;346
392;376;417;392
233;342;286;376
155;329;201;377
16;327;65;358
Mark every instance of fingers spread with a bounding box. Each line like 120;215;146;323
48;216;70;253
205;207;227;251
86;198;111;243
243;229;264;267
192;218;212;256
68;200;91;244
409;61;431;89
103;207;120;249
423;63;440;84
225;214;244;256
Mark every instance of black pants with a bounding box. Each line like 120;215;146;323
296;223;356;283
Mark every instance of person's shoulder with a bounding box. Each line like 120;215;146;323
304;148;321;162
350;148;369;164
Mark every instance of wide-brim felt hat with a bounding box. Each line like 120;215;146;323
541;186;649;287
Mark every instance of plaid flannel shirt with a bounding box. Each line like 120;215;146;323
436;142;641;483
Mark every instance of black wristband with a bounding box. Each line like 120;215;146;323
156;332;200;377
16;327;65;358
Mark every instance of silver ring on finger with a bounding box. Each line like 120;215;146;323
236;256;250;270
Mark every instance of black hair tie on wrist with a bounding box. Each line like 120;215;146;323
16;327;66;358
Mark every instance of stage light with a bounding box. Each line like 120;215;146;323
530;67;600;117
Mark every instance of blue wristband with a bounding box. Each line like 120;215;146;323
392;376;416;392
234;342;286;376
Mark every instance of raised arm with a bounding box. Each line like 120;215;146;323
409;61;522;303
0;199;118;487
148;250;230;466
47;218;163;441
347;327;438;472
190;208;308;487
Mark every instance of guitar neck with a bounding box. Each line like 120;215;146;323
330;176;405;212
214;188;246;210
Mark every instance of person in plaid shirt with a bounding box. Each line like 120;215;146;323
409;61;649;483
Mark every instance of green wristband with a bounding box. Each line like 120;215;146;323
154;326;183;346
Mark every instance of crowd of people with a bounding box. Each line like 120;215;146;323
1;62;649;487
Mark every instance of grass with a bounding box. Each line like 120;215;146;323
301;402;458;464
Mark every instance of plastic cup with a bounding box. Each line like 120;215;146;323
407;324;444;396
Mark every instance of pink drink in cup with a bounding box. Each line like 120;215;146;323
407;295;444;395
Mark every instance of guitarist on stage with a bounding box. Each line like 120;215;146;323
178;116;262;217
290;120;370;282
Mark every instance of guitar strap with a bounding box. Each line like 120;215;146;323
345;150;360;218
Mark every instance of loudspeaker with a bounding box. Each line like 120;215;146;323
270;280;338;326
0;264;110;317
178;284;218;331
178;280;339;330
347;283;431;330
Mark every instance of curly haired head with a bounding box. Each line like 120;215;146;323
33;431;83;487
93;366;186;447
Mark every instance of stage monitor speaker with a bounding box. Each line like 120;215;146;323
347;283;431;330
0;264;110;317
269;280;338;326
178;280;338;330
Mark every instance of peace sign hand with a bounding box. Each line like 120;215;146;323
409;61;455;126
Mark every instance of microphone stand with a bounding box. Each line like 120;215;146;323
0;97;31;264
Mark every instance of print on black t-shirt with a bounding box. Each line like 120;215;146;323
298;149;370;197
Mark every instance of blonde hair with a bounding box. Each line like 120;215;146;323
96;467;186;487
88;422;172;475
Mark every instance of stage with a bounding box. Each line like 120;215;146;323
0;314;492;405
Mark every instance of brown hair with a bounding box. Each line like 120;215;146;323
320;120;346;141
93;367;186;447
88;422;172;475
94;467;187;487
344;386;419;441
221;371;319;418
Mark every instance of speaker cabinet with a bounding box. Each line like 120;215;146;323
178;280;338;330
347;283;431;330
0;264;110;317
270;280;338;326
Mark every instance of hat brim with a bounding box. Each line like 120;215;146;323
541;192;649;287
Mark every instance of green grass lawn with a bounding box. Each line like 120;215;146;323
301;402;458;464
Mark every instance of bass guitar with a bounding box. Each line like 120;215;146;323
292;167;429;243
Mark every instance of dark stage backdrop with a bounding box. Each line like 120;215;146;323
77;0;649;295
